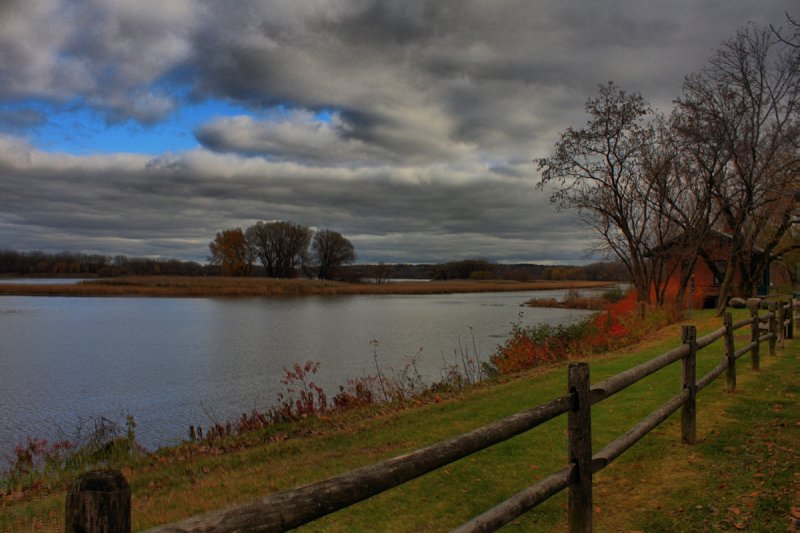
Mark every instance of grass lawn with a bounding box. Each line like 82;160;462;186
1;309;797;532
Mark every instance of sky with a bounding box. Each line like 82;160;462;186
0;1;796;265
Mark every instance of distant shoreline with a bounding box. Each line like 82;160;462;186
0;276;615;298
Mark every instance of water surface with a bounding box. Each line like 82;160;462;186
0;290;595;454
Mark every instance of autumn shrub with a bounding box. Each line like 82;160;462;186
489;319;595;374
584;290;681;352
490;289;682;375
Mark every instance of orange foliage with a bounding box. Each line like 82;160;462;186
584;290;637;350
490;289;681;375
491;327;568;374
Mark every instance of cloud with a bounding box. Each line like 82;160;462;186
0;0;195;122
0;1;795;263
0;134;588;262
0;108;47;132
195;111;389;165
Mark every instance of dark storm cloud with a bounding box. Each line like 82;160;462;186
0;1;795;262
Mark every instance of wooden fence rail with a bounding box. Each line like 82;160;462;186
66;299;796;533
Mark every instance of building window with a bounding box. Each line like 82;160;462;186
713;260;727;287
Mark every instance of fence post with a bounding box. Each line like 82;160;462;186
681;325;697;445
748;300;760;371
65;469;131;533
723;313;736;393
568;362;592;533
767;302;777;356
776;300;785;349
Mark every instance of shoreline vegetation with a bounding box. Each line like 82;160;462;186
0;276;613;297
525;285;626;310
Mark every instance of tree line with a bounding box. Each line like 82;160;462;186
0;250;207;276
538;19;800;312
208;221;356;279
364;260;628;282
0;248;629;283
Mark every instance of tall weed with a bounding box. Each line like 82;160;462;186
2;414;139;492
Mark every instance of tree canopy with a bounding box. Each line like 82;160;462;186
245;221;311;278
208;227;252;276
310;229;356;280
208;222;356;279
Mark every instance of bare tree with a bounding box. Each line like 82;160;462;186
310;229;356;280
537;82;673;304
245;221;311;278
660;106;728;307
771;12;800;49
675;23;800;312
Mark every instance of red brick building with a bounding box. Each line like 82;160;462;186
662;230;791;308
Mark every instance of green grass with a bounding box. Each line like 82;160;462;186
1;309;796;532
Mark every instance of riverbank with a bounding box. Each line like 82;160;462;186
0;276;613;297
2;308;796;531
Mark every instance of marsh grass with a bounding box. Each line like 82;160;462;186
0;276;613;298
525;286;626;310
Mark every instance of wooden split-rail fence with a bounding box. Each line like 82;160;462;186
66;298;796;532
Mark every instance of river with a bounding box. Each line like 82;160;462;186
0;289;597;455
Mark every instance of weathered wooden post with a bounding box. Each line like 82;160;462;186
747;299;760;371
767;302;777;356
723;313;736;393
681;325;697;445
568;362;592;533
776;300;785;349
65;470;130;533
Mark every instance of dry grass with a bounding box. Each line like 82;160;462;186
0;276;613;298
526;295;610;310
526;286;624;310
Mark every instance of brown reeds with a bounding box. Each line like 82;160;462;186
0;277;613;298
525;288;615;310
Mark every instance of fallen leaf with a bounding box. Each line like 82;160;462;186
728;506;741;515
